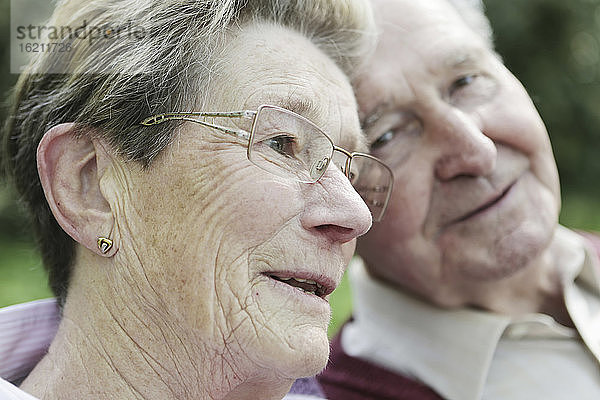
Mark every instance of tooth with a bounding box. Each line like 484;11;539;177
279;277;292;281
295;286;315;295
294;278;317;285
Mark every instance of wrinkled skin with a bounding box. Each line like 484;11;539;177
107;23;373;395
26;22;372;400
355;0;561;308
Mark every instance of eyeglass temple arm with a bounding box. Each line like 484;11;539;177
140;111;257;140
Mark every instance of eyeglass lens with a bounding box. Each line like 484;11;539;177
332;152;391;221
249;105;391;221
249;106;334;183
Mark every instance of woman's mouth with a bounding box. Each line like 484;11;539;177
264;273;334;298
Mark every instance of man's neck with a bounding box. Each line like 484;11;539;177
458;237;575;326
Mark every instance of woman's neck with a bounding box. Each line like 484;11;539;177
20;257;292;400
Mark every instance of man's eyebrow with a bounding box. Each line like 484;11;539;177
361;103;389;130
442;46;487;70
445;53;476;70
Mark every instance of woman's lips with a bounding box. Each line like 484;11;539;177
263;272;335;298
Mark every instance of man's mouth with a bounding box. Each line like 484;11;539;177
452;182;515;225
264;273;334;298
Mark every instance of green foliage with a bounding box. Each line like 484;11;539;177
328;269;353;337
560;191;600;232
0;240;50;307
485;0;600;196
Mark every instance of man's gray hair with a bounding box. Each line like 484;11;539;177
447;0;494;46
2;0;375;306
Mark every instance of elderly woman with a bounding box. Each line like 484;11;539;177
0;0;394;399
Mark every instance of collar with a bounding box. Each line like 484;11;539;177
561;227;600;361
342;226;600;400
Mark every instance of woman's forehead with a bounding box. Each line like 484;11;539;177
214;22;363;149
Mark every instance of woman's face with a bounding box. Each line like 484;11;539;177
108;23;372;383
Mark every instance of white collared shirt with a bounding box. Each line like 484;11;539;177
342;226;600;400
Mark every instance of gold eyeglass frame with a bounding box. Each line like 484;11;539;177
140;104;393;221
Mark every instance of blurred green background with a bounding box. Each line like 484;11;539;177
1;0;599;337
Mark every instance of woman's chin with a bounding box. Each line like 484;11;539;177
279;325;331;377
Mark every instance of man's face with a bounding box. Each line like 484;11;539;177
355;0;561;305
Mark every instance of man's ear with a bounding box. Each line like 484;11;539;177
37;123;118;257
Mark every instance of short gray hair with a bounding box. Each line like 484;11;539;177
2;0;374;306
447;0;494;46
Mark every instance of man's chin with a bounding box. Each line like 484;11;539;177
439;179;558;281
442;220;556;282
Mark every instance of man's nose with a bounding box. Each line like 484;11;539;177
431;108;497;180
300;165;372;244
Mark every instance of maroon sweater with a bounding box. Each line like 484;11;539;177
318;231;600;400
318;331;444;400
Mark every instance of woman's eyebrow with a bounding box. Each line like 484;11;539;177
282;96;315;116
257;93;319;120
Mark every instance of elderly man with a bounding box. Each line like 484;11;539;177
318;0;600;399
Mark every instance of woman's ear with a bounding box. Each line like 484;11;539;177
37;123;118;257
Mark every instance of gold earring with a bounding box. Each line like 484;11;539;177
97;237;113;254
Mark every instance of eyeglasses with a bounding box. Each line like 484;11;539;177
140;104;393;221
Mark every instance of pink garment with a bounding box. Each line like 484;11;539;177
0;298;324;399
0;299;60;384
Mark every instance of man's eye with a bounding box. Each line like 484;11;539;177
370;130;394;150
265;135;297;157
450;74;478;93
448;73;497;107
369;119;421;151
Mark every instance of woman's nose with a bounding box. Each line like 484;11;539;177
432;108;497;181
300;165;372;243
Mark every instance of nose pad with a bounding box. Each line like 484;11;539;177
309;155;331;180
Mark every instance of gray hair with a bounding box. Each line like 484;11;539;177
447;0;494;46
2;0;374;306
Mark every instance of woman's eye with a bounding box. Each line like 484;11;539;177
265;135;297;157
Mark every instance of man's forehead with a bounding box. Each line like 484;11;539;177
355;36;492;128
360;10;492;91
374;0;489;51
